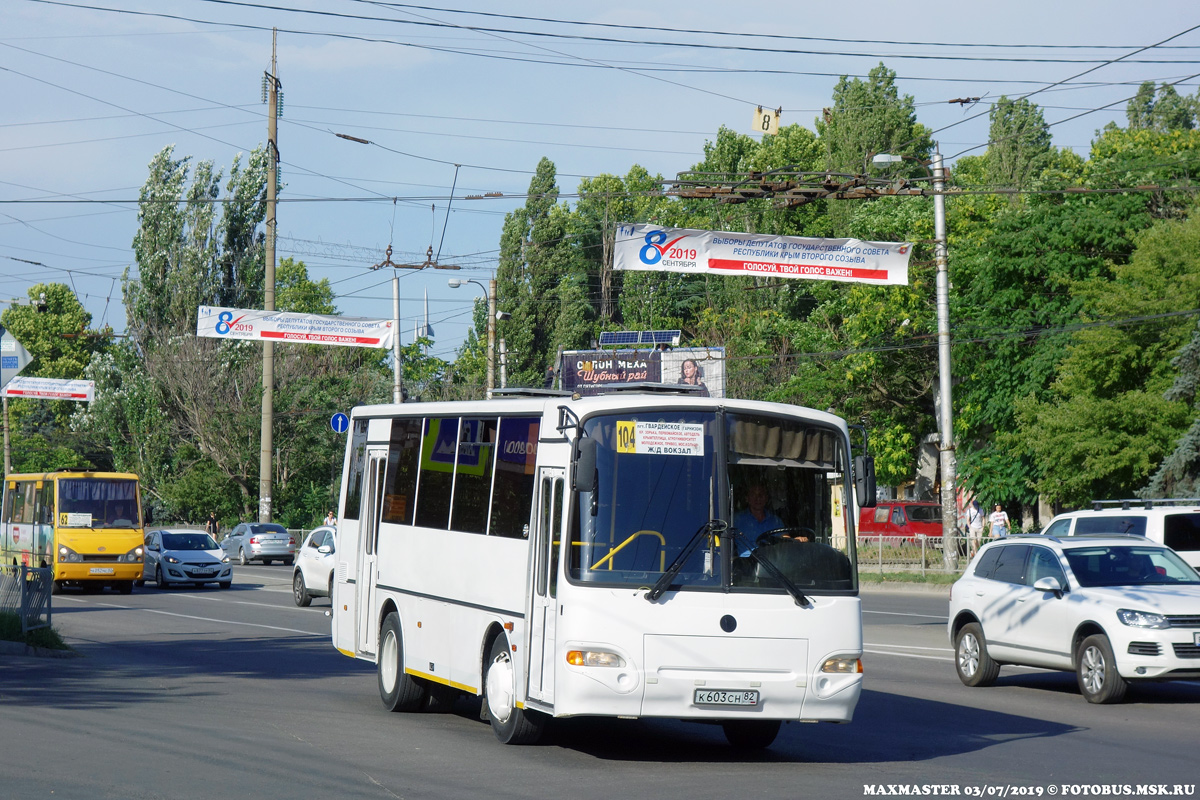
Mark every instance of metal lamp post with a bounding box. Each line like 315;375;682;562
873;147;958;569
448;277;498;398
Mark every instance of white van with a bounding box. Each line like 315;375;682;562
1041;500;1200;568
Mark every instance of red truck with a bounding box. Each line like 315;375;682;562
857;500;943;542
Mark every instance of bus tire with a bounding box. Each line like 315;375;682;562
484;635;544;745
51;580;63;595
378;612;427;712
722;719;781;749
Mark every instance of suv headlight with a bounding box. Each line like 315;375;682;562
1116;608;1168;629
164;555;181;564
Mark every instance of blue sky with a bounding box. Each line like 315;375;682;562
3;0;1199;361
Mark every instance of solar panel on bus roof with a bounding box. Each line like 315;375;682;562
598;330;681;346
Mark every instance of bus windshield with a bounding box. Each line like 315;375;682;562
568;409;856;594
58;478;141;529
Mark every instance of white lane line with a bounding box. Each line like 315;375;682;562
862;610;947;620
865;642;953;652
863;648;951;662
79;600;321;636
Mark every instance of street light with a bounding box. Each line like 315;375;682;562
872;147;958;569
449;277;504;398
371;245;460;404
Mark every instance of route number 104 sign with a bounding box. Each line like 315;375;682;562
616;421;705;457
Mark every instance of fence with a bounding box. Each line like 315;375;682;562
0;565;53;635
857;533;985;577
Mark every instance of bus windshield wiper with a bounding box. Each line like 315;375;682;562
727;529;811;608
646;520;724;602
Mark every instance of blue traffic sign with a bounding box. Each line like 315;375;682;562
330;412;349;434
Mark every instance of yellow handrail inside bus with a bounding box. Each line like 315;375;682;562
590;529;666;572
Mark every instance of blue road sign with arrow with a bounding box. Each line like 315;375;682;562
330;412;349;434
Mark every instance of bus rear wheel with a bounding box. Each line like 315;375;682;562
722;719;781;749
377;612;427;712
484;635;544;745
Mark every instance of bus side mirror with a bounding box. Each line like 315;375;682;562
573;437;597;493
854;455;877;508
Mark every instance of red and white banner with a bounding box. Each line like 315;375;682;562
613;224;911;286
3;376;95;402
196;306;394;348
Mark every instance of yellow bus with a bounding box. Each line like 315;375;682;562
1;471;145;594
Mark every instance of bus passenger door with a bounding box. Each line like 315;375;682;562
356;450;388;657
527;469;564;705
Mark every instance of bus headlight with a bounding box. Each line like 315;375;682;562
820;656;863;674
119;546;144;563
567;650;626;668
58;545;82;563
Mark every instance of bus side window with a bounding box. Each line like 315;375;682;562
38;483;54;525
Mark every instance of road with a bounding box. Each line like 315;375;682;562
1;571;1197;800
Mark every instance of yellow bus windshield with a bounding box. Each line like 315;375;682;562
57;477;141;529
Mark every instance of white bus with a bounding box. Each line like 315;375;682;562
331;388;875;747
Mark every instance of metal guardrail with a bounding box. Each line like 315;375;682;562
0;564;53;634
858;533;987;576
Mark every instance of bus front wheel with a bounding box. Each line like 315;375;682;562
484;635;544;745
377;612;427;712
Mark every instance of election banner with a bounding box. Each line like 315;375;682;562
613;224;911;286
196;306;394;348
3;376;95;402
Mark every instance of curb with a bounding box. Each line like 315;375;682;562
858;581;952;594
0;638;80;659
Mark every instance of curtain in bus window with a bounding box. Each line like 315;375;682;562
58;478;140;527
450;418;498;535
342;418;370;521
415;417;458;529
489;417;540;538
382;417;422;525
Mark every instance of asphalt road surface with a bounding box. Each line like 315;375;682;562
1;571;1196;800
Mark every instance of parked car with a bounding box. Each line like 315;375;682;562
140;528;232;589
948;534;1200;703
1041;501;1200;568
220;522;296;565
858;500;943;542
293;525;336;607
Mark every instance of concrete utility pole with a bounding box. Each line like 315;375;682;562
932;149;959;571
259;29;280;523
371;246;460;403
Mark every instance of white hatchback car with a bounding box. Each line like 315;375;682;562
292;526;335;607
949;534;1200;703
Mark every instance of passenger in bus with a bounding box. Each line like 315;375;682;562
733;482;784;556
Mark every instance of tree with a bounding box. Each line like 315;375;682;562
495;158;590;386
1126;82;1196;133
1;284;111;471
815;63;933;177
985;96;1053;190
1145;320;1200;497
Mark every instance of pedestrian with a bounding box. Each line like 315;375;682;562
205;511;219;539
324;510;336;527
988;503;1011;539
966;500;985;556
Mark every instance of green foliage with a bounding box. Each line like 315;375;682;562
0;612;69;650
1126;82;1197;133
985;96;1053;190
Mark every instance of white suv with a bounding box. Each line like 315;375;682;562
948;534;1200;703
292;526;335;607
1040;501;1200;568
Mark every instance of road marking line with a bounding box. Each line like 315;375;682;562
75;600;322;636
864;642;953;652
862;610;947;620
863;648;950;662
